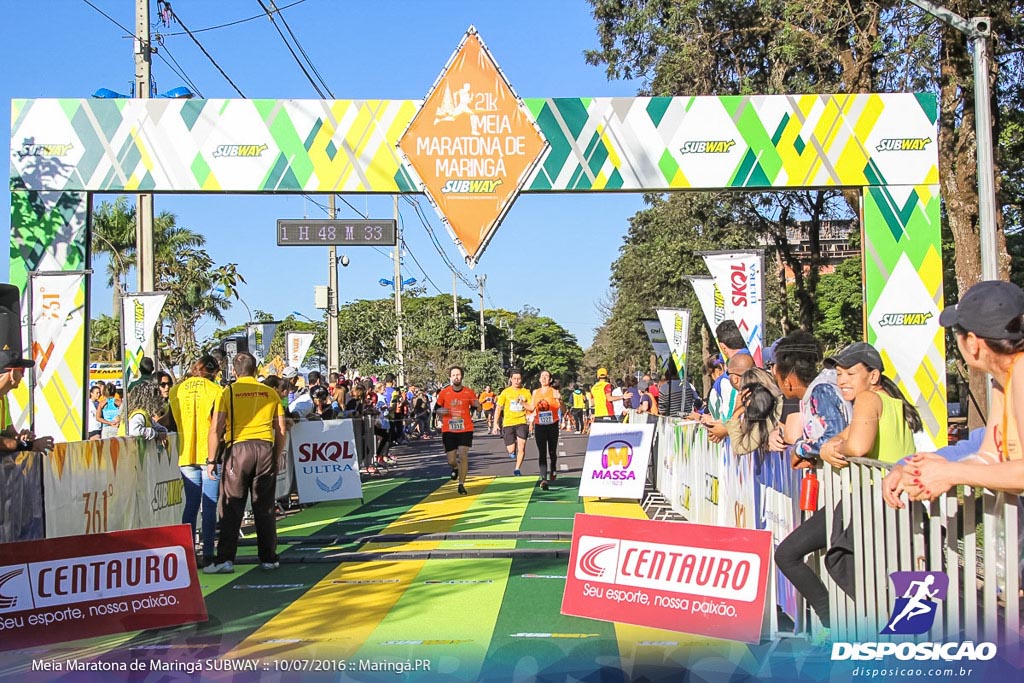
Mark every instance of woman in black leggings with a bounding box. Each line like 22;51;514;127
531;370;562;490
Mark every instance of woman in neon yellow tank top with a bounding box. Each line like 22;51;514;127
818;342;921;467
885;280;1024;504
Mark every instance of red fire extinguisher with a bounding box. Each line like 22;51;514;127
800;470;819;512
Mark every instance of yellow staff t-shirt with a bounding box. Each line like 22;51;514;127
170;376;223;466
216;377;284;444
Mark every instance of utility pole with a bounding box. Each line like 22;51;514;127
327;195;339;374
393;196;405;385
135;0;156;357
476;274;486;351
452;272;458;324
907;0;997;281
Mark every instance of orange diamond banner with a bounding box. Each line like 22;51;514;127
398;28;547;265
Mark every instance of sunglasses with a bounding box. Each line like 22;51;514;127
159;382;172;388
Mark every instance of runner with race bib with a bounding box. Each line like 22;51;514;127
531;370;562;490
433;366;481;496
492;369;533;476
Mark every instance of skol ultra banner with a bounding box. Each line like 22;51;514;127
0;524;206;650
686;276;724;346
656;308;690;382
700;251;764;365
247;322;278;363
561;513;772;643
285;331;314;369
289;419;363;503
397;28;547;266
29;272;87;441
641;320;671;372
578;421;655;500
120;292;168;388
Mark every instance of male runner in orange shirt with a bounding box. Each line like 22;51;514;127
434;366;481;495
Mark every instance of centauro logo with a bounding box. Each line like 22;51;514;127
441;179;503;194
17;143;73;158
0;567;26;609
680;140;735;154
212;144;268;158
878;312;933;326
876;137;932;152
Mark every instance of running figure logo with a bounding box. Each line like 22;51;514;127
881;571;948;635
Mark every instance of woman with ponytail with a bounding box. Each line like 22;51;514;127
819;342;920;467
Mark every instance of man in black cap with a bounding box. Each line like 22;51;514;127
0;284;54;455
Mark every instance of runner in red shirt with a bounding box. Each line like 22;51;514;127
433;366;481;496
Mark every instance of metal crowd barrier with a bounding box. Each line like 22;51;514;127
637;410;1021;651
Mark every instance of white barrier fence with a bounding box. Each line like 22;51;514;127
822;458;1021;657
642;411;1022;652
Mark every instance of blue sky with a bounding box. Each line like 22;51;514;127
2;0;647;350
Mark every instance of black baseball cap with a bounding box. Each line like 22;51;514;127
824;342;884;371
939;280;1024;341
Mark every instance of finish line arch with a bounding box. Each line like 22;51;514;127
9;41;944;447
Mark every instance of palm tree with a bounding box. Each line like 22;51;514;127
91;196;136;316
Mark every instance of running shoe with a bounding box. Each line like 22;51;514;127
260;561;279;570
540;480;549;490
549;472;557;481
458;484;467;495
513;469;522;476
509;451;516;459
385;456;398;465
450;468;459;481
203;561;234;574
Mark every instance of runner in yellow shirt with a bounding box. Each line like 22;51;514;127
492;369;533;476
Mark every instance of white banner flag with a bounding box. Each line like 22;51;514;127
29;272;87;439
656;308;690;383
700;251;764;366
247;322;278;363
686;276;724;346
289;419;363;503
642;320;672;372
286;331;315;369
121;292;168;388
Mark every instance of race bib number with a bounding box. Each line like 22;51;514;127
448;418;464;431
537;411;554;425
509;400;524;412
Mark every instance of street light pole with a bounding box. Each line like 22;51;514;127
327;195;339;374
135;0;156;360
477;274;486;351
393;195;405;385
908;0;998;281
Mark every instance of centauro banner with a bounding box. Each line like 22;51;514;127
656;308;690;382
120;292;168;388
285;331;315;369
0;524;206;650
29;272;87;441
700;251;764;366
397;27;546;266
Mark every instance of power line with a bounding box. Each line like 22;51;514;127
402;196;475;289
255;0;328;98
160;0;308;36
154;37;205;97
169;6;247;97
270;0;334;97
